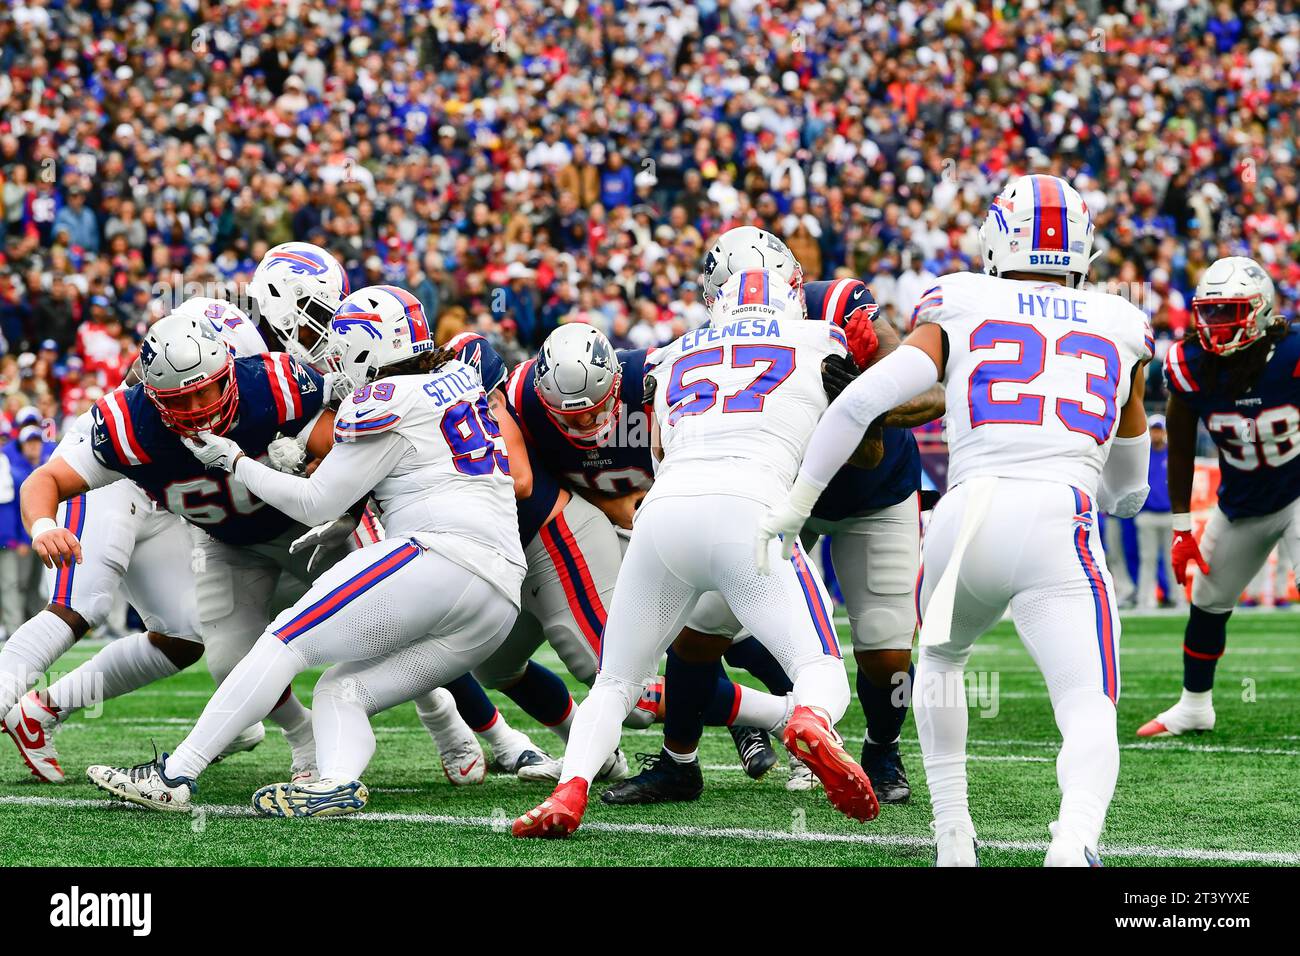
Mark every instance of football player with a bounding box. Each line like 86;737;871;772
759;174;1153;866
1137;257;1299;737
0;298;282;781
608;272;945;806
84;285;527;816
21;312;339;783
501;323;796;786
514;268;880;838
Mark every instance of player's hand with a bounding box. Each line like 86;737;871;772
31;520;81;570
289;514;360;574
267;433;307;474
181;432;245;474
1171;527;1209;586
843;312;880;369
596;490;646;531
754;502;807;574
821;353;860;403
321;371;352;407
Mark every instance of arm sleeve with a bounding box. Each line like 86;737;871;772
798;344;939;490
59;437;124;491
1098;432;1151;518
232;431;408;526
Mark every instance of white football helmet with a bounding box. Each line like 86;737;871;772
140;312;238;437
325;284;435;391
534;324;622;447
700;226;804;311
1191;256;1278;356
170;297;255;342
978;174;1094;287
249;241;350;366
708;268;804;324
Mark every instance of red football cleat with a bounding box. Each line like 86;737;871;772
512;778;590;839
782;706;879;822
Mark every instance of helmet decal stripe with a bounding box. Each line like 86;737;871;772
737;270;770;306
1032;175;1067;252
375;285;431;344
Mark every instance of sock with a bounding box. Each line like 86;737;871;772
860;662;913;746
558;675;638;786
414;688;476;753
665;746;697;764
1182;604;1230;693
724;637;793;694
662;647;717;745
0;610;77;715
313;676;377;781
501;661;574;732
914;649;973;833
791;657;849;723
445;673;501;733
46;633;181;717
166;634;304;780
730;684;792;731
1053;689;1118;849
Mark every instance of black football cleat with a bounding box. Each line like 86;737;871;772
600;750;704;805
861;741;911;804
728;724;778;780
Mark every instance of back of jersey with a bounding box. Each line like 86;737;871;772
648;270;847;506
334;360;525;593
918;272;1152;495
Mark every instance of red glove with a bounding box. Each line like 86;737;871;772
1171;522;1210;586
843;310;880;370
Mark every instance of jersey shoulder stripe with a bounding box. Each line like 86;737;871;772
334;412;402;442
94;390;151;466
1164;340;1199;393
260;353;305;423
507;358;538;443
448;331;507;393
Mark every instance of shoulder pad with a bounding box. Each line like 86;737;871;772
448;332;507;393
1163;339;1200;394
334;378;409;442
91;389;153;468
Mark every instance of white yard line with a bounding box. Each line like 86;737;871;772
0;794;1293;864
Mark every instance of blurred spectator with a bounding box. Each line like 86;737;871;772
0;423;50;637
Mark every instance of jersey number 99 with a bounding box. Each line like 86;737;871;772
442;397;510;476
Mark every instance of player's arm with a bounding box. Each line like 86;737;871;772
871;319;946;427
303;408;338;461
758;324;944;568
1097;360;1151;518
490;388;532;500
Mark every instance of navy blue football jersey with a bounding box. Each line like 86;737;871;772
448;332;560;546
803;279;923;519
1164;325;1300;519
508;347;656;497
90;354;325;545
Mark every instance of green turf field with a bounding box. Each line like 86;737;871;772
0;613;1295;866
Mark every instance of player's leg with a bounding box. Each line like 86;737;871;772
413;686;487;786
1010;487;1122;866
1137;505;1285;737
255;558;518;817
717;498;876;823
912;481;1012;865
442;671;547;775
514;497;701;838
826;496;920;803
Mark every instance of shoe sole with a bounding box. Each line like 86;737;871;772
252;781;369;818
1135;721;1215;739
3;723;65;784
87;771;191;813
784;720;879;822
512;808;580;838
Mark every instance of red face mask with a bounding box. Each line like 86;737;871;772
541;372;623;448
147;355;240;438
1192;298;1262;355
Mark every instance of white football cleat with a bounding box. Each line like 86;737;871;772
290;760;318;784
252;777;369;818
1045;821;1102;867
87;754;194;812
1136;695;1216;737
2;691;65;783
212;722;266;763
933;823;979;867
440;737;486;786
516;746;630;783
785;754;818;792
487;727;550;775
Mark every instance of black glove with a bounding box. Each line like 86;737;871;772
642;371;657;407
821;353;860;402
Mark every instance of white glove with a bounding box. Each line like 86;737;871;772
322;371;353;406
266;433;307;474
754;477;823;574
289;514;361;574
181;432;245;474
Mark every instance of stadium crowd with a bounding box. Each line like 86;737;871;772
1;0;1298;620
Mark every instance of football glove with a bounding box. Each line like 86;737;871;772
843;311;880;369
289;514;361;574
182;432;245;474
821;353;860;403
267;433;307;474
754;477;821;574
1171;519;1210;586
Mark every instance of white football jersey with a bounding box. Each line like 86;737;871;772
331;361;526;603
916;272;1153;496
647;307;848;508
54;307;269;460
